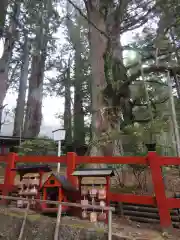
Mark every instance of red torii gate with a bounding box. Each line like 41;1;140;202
0;150;180;229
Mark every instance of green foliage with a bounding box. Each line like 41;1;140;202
18;137;57;156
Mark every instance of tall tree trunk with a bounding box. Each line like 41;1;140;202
23;51;45;138
23;0;52;138
64;59;72;145
13;35;30;136
73;48;85;147
85;0;130;157
66;8;86;149
0;1;20;126
0;0;8;37
85;0;108;157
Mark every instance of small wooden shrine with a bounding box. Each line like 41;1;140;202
72;168;115;223
12;164;52;209
13;164;51;186
40;173;80;213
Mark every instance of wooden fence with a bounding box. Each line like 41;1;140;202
0;195;114;240
111;201;180;228
0;150;180;229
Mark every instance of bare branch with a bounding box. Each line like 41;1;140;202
67;0;109;39
121;4;157;33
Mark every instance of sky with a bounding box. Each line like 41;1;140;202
5;92;62;126
1;18;142;137
2;92;63;137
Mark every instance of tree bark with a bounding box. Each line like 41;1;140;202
23;52;45;138
66;8;85;148
85;0;130;157
0;1;20;124
64;59;72;145
0;0;8;37
73;46;85;147
23;0;52;138
85;0;108;158
13;35;30;136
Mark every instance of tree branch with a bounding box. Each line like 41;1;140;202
129;64;180;82
135;79;167;86
67;0;109;39
120;3;157;33
133;97;169;107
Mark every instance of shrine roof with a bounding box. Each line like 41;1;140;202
54;174;77;191
12;164;52;173
42;173;77;192
72;168;115;177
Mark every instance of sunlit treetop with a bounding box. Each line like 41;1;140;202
123;49;141;66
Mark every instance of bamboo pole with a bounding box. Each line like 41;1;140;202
167;71;180;158
54;204;62;240
18;202;30;240
108;210;112;240
0;195;115;211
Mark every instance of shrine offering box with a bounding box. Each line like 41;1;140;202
72;168;115;222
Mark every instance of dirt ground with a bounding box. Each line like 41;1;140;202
112;216;180;239
2;206;180;239
59;215;180;239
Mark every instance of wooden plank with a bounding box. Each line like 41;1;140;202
0;195;115;211
123;210;180;221
158;156;180;166
81;177;106;185
16;155;66;163
122;204;179;215
168;198;180;209
109;193;156;206
76;156;146;165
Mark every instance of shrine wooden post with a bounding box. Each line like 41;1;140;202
148;150;172;229
66;152;77;186
3;153;17;195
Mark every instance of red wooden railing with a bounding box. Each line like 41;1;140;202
0;150;180;229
